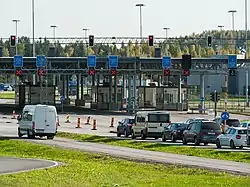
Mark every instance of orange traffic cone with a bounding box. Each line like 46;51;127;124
85;116;91;125
76;117;81;128
110;117;114;127
92;119;97;130
65;114;70;123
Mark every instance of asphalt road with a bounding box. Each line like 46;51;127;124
26;137;250;175
0;157;58;175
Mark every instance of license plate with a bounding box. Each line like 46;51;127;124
36;129;44;132
208;132;215;135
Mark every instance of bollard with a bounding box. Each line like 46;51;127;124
11;110;16;119
92;119;97;130
75;117;81;128
110;117;114;127
65;114;71;123
85;116;91;125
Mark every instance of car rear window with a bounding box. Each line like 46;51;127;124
148;114;170;123
226;119;240;127
201;122;220;130
173;123;187;128
238;130;250;134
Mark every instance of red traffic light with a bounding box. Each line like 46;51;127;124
15;69;22;76
37;68;45;76
89;69;95;76
164;69;170;76
110;69;117;76
183;69;190;76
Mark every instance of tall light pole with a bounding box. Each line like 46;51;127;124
12;19;20;55
245;0;248;59
218;25;224;54
228;10;237;54
50;25;58;44
135;3;145;56
32;0;35;57
163;27;170;55
82;28;89;55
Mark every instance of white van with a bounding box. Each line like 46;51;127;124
17;104;58;139
131;111;171;139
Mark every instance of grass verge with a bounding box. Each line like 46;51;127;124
0;140;250;187
57;132;250;163
0;92;15;99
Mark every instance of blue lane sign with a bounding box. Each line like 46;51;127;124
228;55;237;69
60;95;65;101
36;55;46;67
162;56;171;69
200;97;205;102
87;55;96;67
14;55;23;67
221;111;230;120
109;55;118;68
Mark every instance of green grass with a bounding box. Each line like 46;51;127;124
0;92;15;99
57;132;250;163
0;140;250;187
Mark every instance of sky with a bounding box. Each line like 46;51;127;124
0;0;248;38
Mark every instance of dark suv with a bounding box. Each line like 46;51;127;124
183;121;221;145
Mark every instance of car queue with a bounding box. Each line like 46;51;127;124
116;112;250;149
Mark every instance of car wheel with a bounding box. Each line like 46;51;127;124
182;136;187;145
171;135;176;143
162;134;166;142
141;131;146;140
230;140;236;149
194;137;200;146
216;139;221;148
239;145;243;149
47;136;54;140
117;132;121;137
27;129;35;139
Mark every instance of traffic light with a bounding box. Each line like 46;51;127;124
37;68;45;76
210;92;215;102
181;54;192;70
110;68;117;76
207;36;212;47
10;35;16;47
15;68;22;76
89;35;94;47
148;35;154;46
88;68;95;76
210;91;220;102
164;69;170;76
183;69;190;76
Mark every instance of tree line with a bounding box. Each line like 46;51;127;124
0;30;249;58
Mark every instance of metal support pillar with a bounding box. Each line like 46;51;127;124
76;74;80;101
123;74;126;99
200;74;205;111
224;75;228;111
52;74;56;86
128;71;132;112
109;75;112;110
32;74;36;85
139;74;142;86
133;75;137;111
114;75;117;103
178;75;182;103
62;75;65;97
81;75;84;100
246;70;249;106
66;75;69;99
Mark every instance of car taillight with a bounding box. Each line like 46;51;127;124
236;135;241;139
32;122;35;129
128;124;133;126
56;121;59;129
215;132;221;136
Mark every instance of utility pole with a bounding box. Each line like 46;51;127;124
218;25;224;54
50;25;58;45
135;4;145;56
12;19;20;55
82;28;89;55
228;10;237;54
245;0;248;59
163;27;170;55
32;0;35;57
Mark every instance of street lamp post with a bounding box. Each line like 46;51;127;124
12;19;20;55
135;3;145;56
163;27;170;55
228;10;237;54
218;25;224;54
82;28;89;55
32;0;35;57
245;0;248;59
50;25;58;44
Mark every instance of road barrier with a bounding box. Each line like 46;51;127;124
65;114;71;123
76;117;81;128
85;116;91;125
110;117;114;127
92;119;97;130
11;110;16;119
